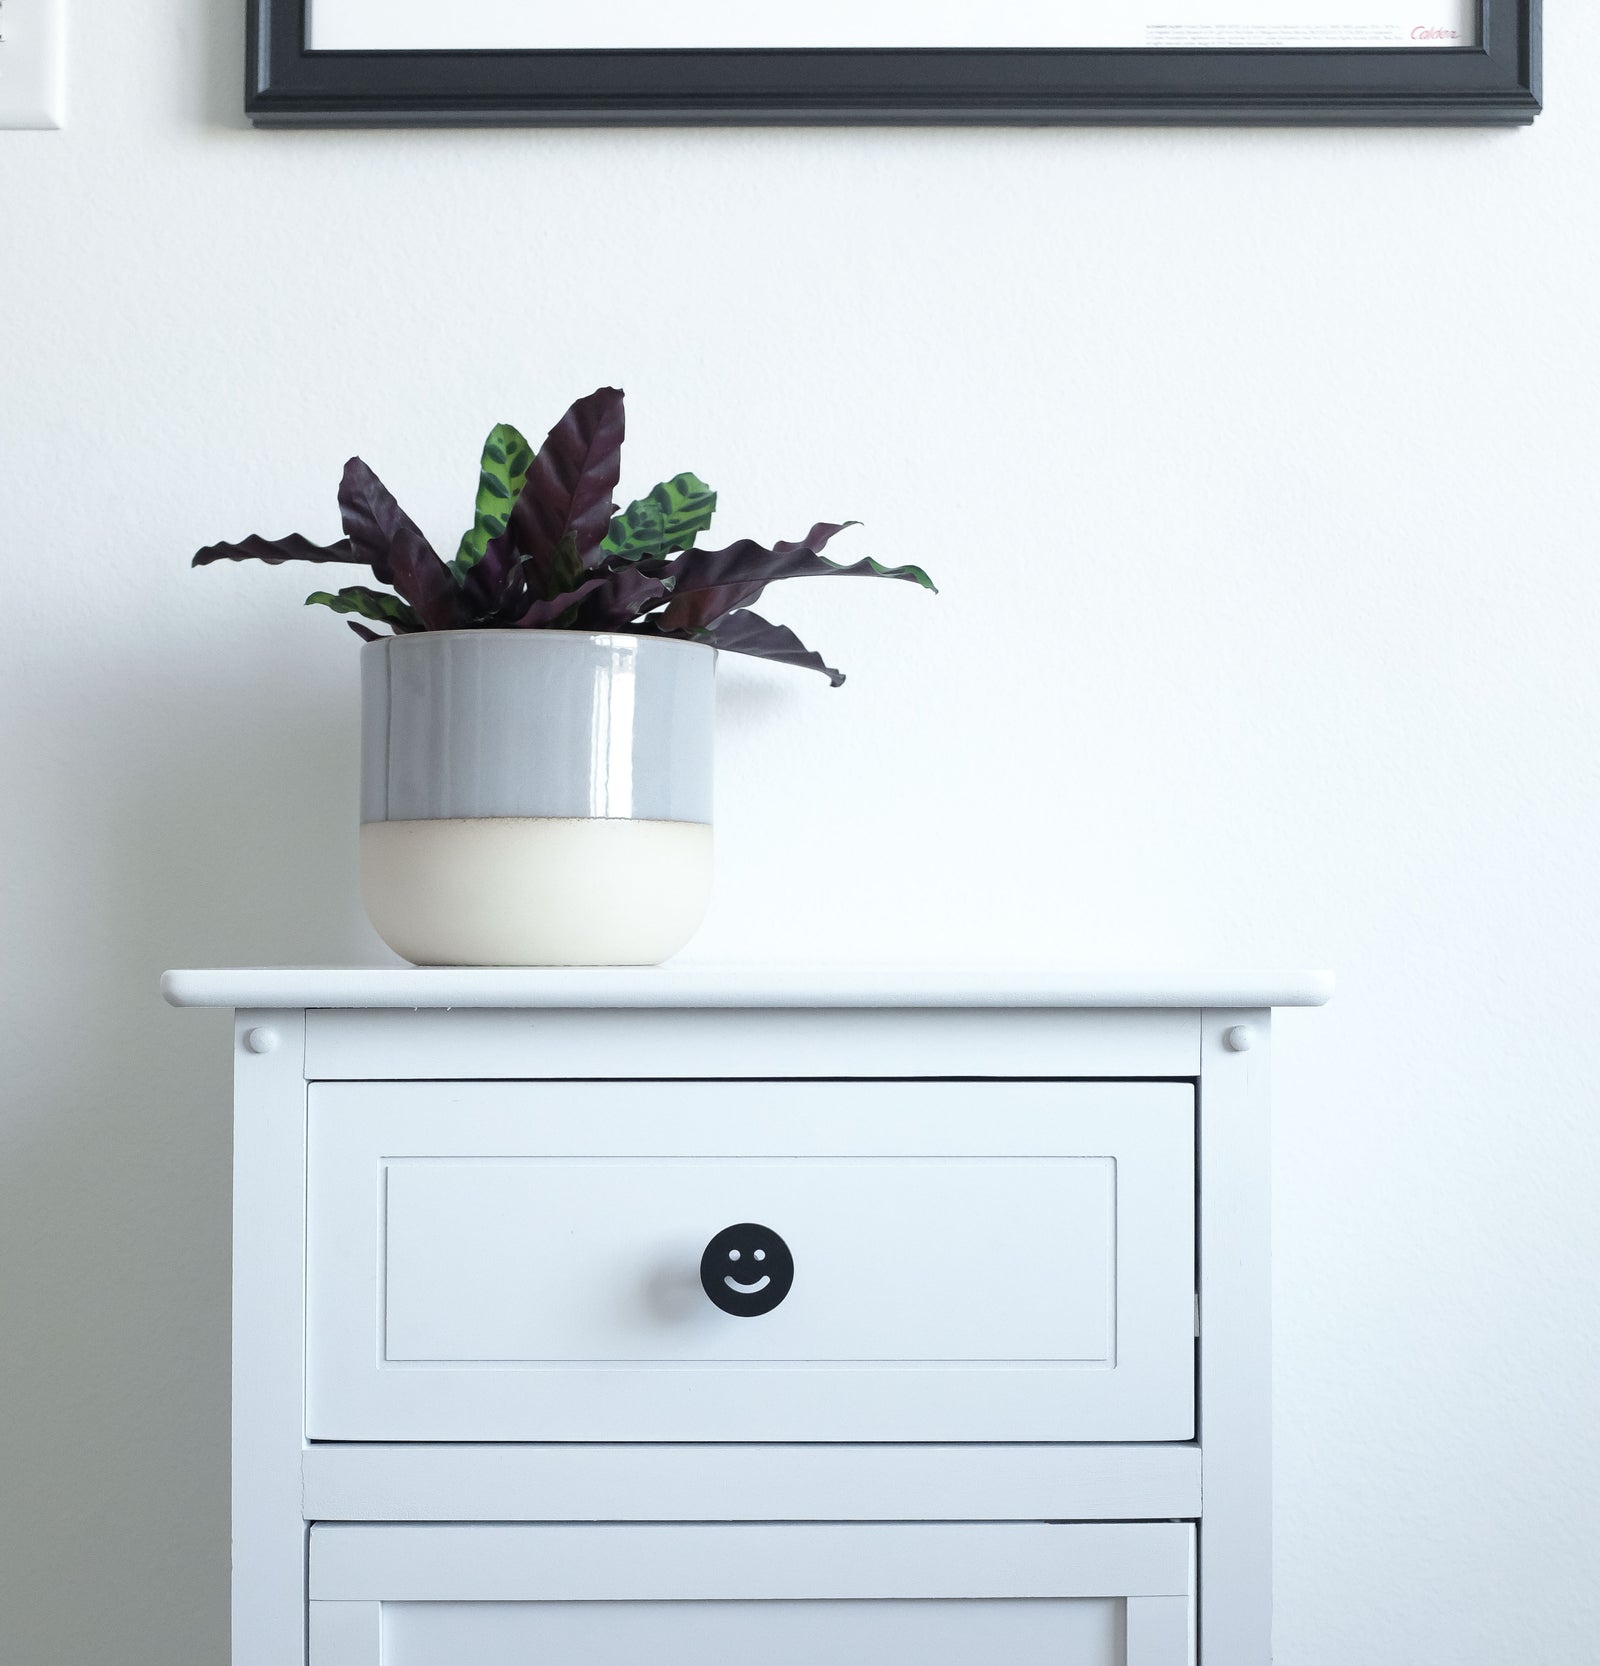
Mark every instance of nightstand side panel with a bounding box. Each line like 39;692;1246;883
232;1009;311;1666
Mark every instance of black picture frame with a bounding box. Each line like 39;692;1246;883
246;0;1540;126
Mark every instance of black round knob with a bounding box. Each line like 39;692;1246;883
699;1223;794;1317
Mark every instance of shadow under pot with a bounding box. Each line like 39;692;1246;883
359;630;715;966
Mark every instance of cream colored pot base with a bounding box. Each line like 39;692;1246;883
361;817;713;967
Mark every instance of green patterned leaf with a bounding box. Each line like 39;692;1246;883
602;472;717;561
547;531;584;598
305;586;423;633
453;423;535;573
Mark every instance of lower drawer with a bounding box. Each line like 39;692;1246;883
308;1523;1195;1666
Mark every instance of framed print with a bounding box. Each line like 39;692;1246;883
248;0;1540;126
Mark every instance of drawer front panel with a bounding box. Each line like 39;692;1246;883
384;1155;1114;1363
307;1080;1194;1441
309;1524;1195;1666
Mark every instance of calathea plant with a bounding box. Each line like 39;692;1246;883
193;386;934;686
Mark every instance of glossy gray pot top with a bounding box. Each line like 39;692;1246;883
360;630;716;825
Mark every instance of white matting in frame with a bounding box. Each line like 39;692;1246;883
305;0;1481;54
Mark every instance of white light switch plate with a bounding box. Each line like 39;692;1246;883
0;0;65;129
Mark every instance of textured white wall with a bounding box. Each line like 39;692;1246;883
2;5;1597;1662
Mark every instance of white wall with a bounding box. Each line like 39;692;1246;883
3;5;1597;1662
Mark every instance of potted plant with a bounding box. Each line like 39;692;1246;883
194;386;934;967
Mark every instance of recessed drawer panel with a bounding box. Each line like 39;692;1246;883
308;1523;1195;1666
306;1081;1194;1441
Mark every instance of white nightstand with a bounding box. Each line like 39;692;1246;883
163;965;1331;1666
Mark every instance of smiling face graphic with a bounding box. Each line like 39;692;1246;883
699;1223;795;1316
723;1245;771;1295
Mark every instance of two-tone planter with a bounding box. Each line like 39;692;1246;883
359;631;715;966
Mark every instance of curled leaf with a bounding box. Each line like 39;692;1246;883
656;522;936;635
347;621;383;642
192;532;358;568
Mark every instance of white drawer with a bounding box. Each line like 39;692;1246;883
306;1080;1195;1441
308;1523;1195;1666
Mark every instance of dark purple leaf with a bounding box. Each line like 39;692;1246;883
570;564;671;631
654;523;932;635
655;523;851;620
654;524;850;634
457;527;529;622
347;621;384;642
509;387;625;588
700;609;845;686
338;457;460;630
192;532;358;568
512;575;612;629
656;580;757;635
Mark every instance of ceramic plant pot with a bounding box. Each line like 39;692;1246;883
359;630;715;966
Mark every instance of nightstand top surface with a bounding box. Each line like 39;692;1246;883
160;964;1333;1010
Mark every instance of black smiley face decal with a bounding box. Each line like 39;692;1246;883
699;1223;795;1317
